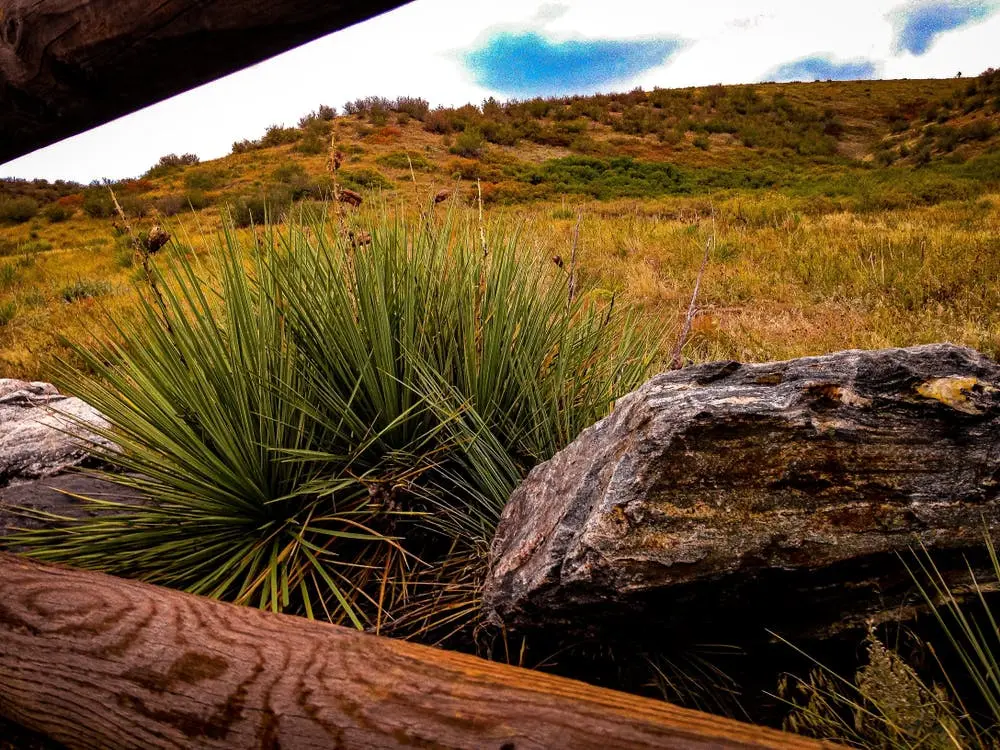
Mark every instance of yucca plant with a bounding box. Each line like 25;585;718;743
7;205;654;640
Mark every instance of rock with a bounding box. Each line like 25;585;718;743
0;379;113;485
484;344;1000;642
0;473;144;539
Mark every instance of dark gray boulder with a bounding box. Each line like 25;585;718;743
483;344;1000;641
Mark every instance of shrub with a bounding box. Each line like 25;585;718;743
154;194;186;217
446;158;485;181
20;239;52;254
42;202;73;222
393;96;430;121
0;301;15;327
272;163;307;184
0;262;20;289
229;195;272;227
294;136;326;155
424;108;460;134
231;139;260;155
119;195;150;219
82;189;115;218
523;156;692;200
7;213;653;637
225;185;294;227
184;168;225;191
158;189;212;216
185;189;211;210
260;125;301;147
145;153;199;178
338;169;393;192
450;127;487;158
958;119;996;142
59;279;112;302
780;534;1000;748
298;104;337;128
0;197;39;224
481;121;520;146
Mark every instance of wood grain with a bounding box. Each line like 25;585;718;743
0;0;410;162
0;553;839;749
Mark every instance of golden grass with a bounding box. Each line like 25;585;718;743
2;82;998;381
2;187;999;380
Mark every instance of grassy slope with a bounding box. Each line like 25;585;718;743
1;75;999;379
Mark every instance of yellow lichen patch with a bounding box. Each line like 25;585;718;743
916;376;992;414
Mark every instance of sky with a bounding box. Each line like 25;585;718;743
3;0;999;183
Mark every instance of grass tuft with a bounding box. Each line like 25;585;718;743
6;208;654;638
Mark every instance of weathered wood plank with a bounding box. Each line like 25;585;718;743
0;553;838;749
0;0;410;162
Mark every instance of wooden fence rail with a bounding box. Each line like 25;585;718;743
0;0;410;162
0;553;839;749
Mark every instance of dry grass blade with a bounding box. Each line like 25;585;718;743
670;221;714;370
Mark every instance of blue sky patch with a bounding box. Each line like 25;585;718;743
465;32;682;98
768;56;877;82
892;1;994;55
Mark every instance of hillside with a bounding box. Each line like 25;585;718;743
0;72;999;378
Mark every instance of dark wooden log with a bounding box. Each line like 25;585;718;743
0;0;410;163
0;553;837;749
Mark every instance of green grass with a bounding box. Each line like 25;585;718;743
0;301;15;327
59;279;112;302
778;534;1000;748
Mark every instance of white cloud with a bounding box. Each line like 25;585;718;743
2;0;995;182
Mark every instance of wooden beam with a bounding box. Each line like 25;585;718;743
0;553;838;749
0;0;411;163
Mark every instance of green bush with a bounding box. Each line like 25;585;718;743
781;533;1000;748
20;239;52;254
298;105;336;128
154;194;186;217
524;156;692;200
272;163;307;184
225;186;294;227
119;195;150;219
184;168;225;191
59;279;112;302
157;189;212;216
144;153;199;179
231;139;260;155
0;262;20;289
0;301;16;327
0;197;39;224
8;212;653;637
450;127;487;158
185;189;211;210
339;169;393;192
260;125;301;147
82;189;115;218
294;136;326;155
42;203;73;222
